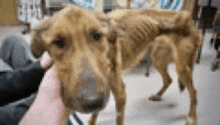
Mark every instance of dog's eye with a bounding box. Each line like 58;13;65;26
91;30;102;41
53;39;65;48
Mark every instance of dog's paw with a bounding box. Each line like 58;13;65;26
185;117;198;125
145;72;150;77
148;95;162;101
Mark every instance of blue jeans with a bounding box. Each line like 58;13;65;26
0;35;36;70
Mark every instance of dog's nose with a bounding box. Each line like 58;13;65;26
77;73;107;112
77;90;106;112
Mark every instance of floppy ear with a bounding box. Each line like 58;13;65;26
107;19;126;44
30;17;52;58
30;31;45;58
108;27;118;44
108;25;123;88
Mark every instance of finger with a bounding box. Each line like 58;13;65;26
40;52;53;69
35;66;62;102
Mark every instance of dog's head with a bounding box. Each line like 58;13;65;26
30;6;112;113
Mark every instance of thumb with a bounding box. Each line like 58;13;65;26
38;66;60;94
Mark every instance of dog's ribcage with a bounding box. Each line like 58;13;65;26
114;15;160;69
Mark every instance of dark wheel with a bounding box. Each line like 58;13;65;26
211;62;218;71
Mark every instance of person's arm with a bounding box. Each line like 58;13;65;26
0;52;52;106
0;61;44;106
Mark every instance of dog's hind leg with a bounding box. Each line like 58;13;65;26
178;51;196;93
176;53;198;125
88;111;99;125
148;43;173;101
149;60;172;101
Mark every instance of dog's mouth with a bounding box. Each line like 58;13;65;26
60;75;110;114
78;89;110;113
61;87;110;114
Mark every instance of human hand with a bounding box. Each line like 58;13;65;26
19;66;65;125
40;52;53;71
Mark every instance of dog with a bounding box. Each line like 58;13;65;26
30;5;200;125
30;5;116;125
105;8;201;125
138;4;205;103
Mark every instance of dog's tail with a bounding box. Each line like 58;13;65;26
178;81;185;93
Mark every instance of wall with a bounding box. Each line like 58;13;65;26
0;0;20;25
94;0;104;12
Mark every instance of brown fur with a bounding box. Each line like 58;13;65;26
142;0;204;99
30;6;201;125
145;0;203;98
150;29;204;92
103;8;201;125
30;5;113;124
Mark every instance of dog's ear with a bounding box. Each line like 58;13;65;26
30;31;45;58
30;17;52;58
108;26;123;89
108;27;126;44
108;27;118;44
107;19;126;44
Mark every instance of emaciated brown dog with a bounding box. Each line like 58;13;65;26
30;5;200;125
105;8;200;125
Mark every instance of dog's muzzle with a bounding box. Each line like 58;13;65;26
77;73;109;113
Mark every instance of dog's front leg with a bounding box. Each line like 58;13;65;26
60;107;72;125
110;77;126;125
88;111;99;125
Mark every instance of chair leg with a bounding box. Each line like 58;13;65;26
196;45;202;64
196;29;206;64
211;51;220;71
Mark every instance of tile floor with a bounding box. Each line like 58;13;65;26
0;25;219;125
